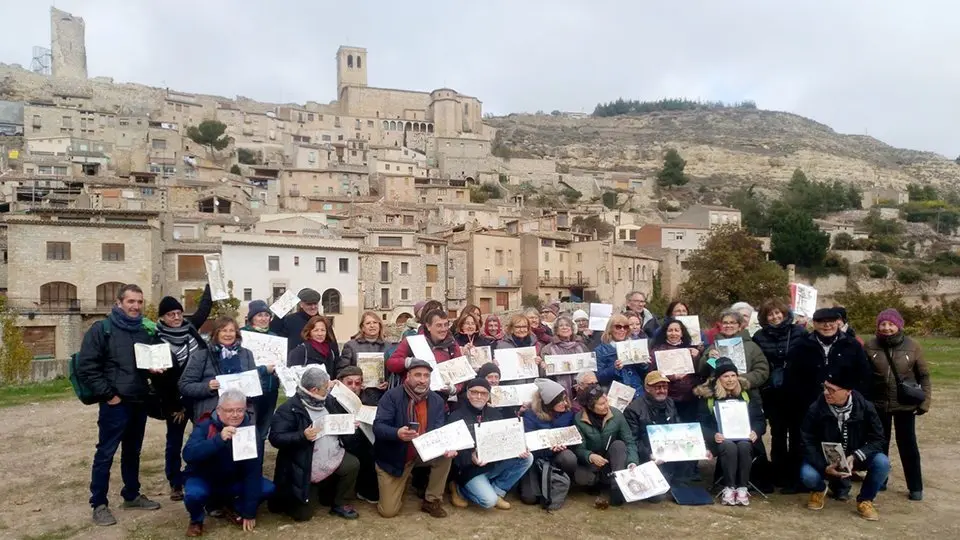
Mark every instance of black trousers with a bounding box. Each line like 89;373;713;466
715;440;752;488
878;410;923;492
573;440;629;505
760;387;790;486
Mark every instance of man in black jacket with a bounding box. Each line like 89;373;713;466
153;283;212;502
783;307;871;493
270;288;338;353
447;378;532;510
801;365;889;521
623;371;693;492
76;284;162;526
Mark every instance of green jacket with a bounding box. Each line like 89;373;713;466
701;330;770;390
573;407;640;466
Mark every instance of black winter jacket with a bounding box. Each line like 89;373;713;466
287;341;340;375
446;403;507;485
801;390;885;474
696;383;766;452
752;318;807;389
624;394;680;463
269;395;321;505
76;316;155;403
152;285;213;416
178;346;267;422
785;332;871;415
270;310;340;355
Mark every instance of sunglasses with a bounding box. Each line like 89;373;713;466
613;324;630;330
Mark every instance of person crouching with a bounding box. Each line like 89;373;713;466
182;390;275;537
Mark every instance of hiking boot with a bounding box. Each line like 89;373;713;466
330;505;359;519
908;491;923;501
420;499;447;518
448;482;468;508
185;522;204;537
720;487;736;506
807;489;827;510
122;494;161;511
494;497;511;510
170;486;184;502
858;500;879;521
92;505;117;526
735;487;750;506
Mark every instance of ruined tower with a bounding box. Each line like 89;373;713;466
336;46;367;98
50;7;88;79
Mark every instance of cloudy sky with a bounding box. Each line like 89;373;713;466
2;1;957;156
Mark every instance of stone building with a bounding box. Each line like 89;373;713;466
50;7;87;79
449;229;522;313
519;232;584;303
568;240;661;304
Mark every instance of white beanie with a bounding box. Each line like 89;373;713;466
571;309;589;321
534;378;566;405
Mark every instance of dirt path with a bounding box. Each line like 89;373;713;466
1;390;959;540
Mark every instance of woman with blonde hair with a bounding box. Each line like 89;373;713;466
593;314;633;388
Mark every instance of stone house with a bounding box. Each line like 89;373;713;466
449;229;521;313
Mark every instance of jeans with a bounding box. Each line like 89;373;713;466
164;415;189;489
460;455;534;509
89;401;148;508
800;453;890;503
715;440;753;488
184;476;275;523
879;410;923;492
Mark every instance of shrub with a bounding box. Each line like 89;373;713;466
868;263;888;279
896;267;923;284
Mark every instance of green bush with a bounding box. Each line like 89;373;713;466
896;267;923;284
868;263;888;279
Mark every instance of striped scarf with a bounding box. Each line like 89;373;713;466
156;322;199;367
828;395;854;449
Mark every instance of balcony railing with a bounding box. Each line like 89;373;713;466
5;297;113;315
539;276;591;287
479;276;521;288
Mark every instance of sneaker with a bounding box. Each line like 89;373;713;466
721;487;736;506
908;491;923;501
735;487;750;506
356;493;379;504
807;489;827;511
185;522;204;537
170;486;184;502
448;482;468;508
420;499;447;518
494;497;511;510
330;505;359;519
92;505;117;526
122;495;161;511
857;500;879;521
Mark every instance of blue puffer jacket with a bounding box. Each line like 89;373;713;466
183;412;263;519
522;408;575;460
594;342;619;386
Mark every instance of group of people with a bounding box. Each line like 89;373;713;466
74;286;932;535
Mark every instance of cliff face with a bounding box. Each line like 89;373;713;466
487;110;959;190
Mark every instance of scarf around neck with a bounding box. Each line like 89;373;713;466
644;390;669;414
215;342;241;374
877;331;904;348
309;339;331;359
297;386;327;411
403;381;428;435
157;322;198;367
550;335;583;353
585;408;607;432
828;394;854;434
109;306;143;332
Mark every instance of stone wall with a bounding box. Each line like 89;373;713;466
50;8;88;80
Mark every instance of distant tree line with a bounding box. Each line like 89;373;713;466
593;98;757;117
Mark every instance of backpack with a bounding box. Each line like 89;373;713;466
69;319;111;405
519;457;571;511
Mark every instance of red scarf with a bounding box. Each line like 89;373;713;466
308;339;330;359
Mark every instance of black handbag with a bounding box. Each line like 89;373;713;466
882;349;925;407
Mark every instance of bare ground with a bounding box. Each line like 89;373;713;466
1;389;959;540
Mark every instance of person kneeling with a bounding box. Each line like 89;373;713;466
182;390;275;537
801;365;889;521
448;378;533;509
573;384;640;507
269;366;360;521
695;358;765;506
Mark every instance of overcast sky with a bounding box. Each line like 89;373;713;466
2;1;958;156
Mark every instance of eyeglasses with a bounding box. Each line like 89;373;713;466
821;383;842;395
468;390;490;398
514;325;529;329
219;407;246;415
613;324;630;330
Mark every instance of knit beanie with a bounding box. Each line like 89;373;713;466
713;357;739;379
476;362;501;380
246;300;271;323
876;308;904;331
465;377;491;392
534;378;565;405
158;296;184;318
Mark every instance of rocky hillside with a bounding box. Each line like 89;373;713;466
487;110;959;191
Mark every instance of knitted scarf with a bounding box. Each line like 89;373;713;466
828;394;854;447
403;379;428;434
297;385;327;411
214;342;242;374
109;306;143;332
157;322;199;367
308;339;331;359
548;335;583;353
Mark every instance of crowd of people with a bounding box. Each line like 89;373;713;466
74;286;933;534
